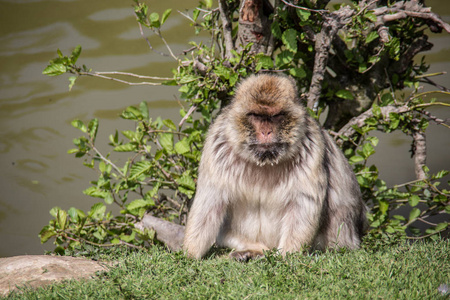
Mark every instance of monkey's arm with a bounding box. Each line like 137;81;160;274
183;182;228;259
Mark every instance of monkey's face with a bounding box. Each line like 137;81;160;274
242;112;289;166
226;74;306;167
238;109;300;166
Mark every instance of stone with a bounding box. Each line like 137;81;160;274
0;255;108;296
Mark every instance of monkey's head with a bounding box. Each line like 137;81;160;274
227;74;306;166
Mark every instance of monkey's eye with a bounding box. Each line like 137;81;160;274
271;112;286;122
247;112;262;120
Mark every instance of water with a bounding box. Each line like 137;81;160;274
0;0;449;257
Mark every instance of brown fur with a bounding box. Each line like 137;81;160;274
183;74;367;259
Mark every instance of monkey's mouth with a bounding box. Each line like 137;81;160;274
248;143;286;166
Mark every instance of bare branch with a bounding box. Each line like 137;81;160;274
218;0;234;58
307;6;354;110
335;104;411;146
94;71;172;81
280;0;328;13
79;72;163;86
412;130;427;180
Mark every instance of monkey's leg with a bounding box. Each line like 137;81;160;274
277;199;321;255
323;210;363;250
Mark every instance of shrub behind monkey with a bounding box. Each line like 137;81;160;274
183;74;367;260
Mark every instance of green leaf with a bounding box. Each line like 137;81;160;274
362;142;375;158
127;199;149;210
83;186;109;199
161;8;172;25
130;161;152;180
114;143;137;152
123;106;143;120
71;119;87;133
214;65;231;80
70;45;82;64
42;64;67;76
57;209;67;230
68;76;77;91
175;138;190;155
256;55;274;70
163;119;177;130
120;231;136;243
372;104;381;118
39;226;56;243
364;12;378;22
379;200;389;214
389;112;400;130
104;192;114;205
336;90;354;100
380;93;394;106
139;101;149;120
176;173;196;191
367;136;379;147
365;31;379;44
178;75;200;84
433;170;449;179
296;9;311;22
275;50;294;67
349;155;365;164
204;0;213;8
282;29;298;53
271;22;282;39
89;203;106;220
409;208;421;221
121;130;136;141
159;133;174;152
146;182;161;199
88;118;99;140
149;12;160;27
408;195;420;207
50;206;61;218
289;67;306;78
435;222;448;231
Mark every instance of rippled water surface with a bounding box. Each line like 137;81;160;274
0;0;449;256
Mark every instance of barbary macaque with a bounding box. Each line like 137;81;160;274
183;74;367;260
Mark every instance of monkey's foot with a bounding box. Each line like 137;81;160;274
229;250;264;262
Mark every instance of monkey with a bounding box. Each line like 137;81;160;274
183;74;367;261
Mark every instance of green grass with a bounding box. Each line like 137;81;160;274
5;239;449;299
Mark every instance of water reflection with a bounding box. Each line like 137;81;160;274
0;0;448;257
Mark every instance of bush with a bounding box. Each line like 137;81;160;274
40;0;449;253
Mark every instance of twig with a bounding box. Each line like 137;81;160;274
280;0;328;13
94;71;172;81
154;28;178;61
417;217;437;226
179;104;198;128
335;104;411;145
91;144;126;178
218;0;234;58
406;228;447;240
136;20;170;57
419;78;450;93
80;72;163;86
419;110;450;129
178;10;196;23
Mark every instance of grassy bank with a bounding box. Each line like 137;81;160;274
5;239;449;299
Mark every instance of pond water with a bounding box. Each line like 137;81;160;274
0;0;449;257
